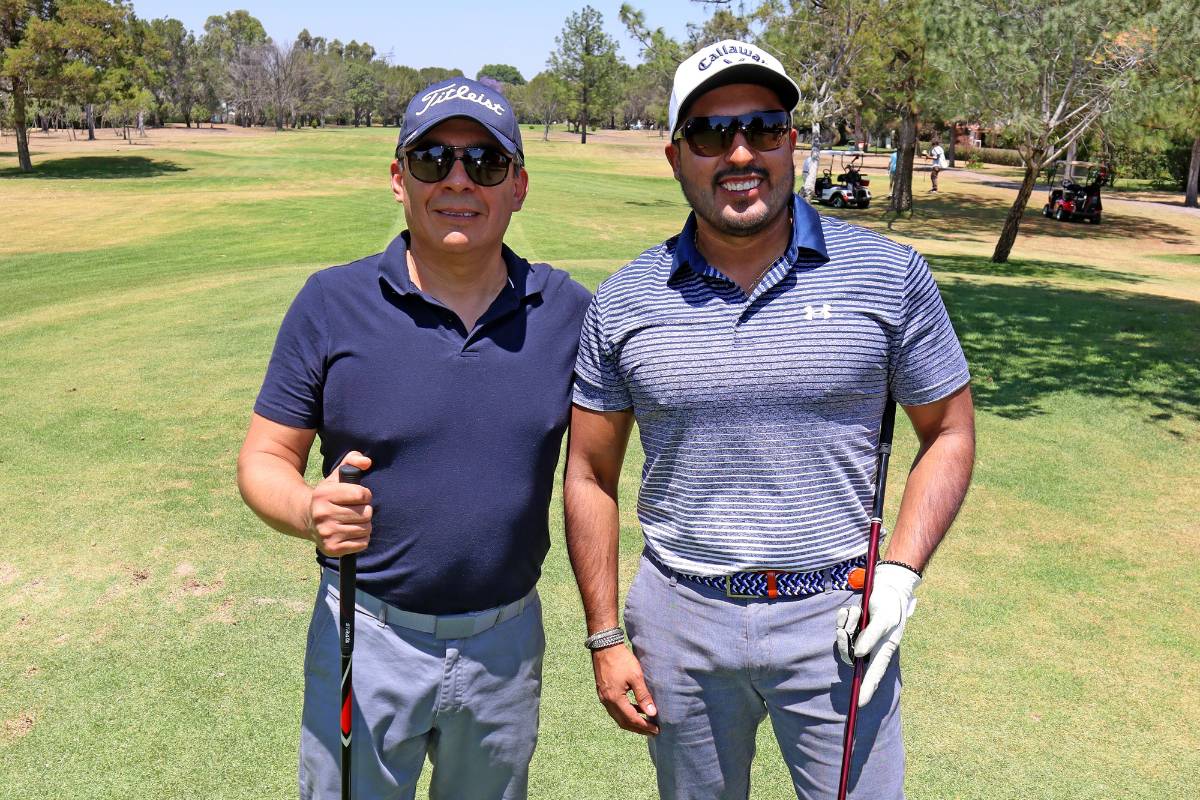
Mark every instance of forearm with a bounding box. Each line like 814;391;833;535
564;473;622;634
237;450;315;541
886;425;975;572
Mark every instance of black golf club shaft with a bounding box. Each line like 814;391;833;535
837;397;897;800
337;464;364;800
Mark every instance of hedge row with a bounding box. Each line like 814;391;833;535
956;145;1025;167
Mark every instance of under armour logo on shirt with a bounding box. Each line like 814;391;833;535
804;304;832;321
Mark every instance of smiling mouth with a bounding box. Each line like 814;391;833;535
718;175;765;193
436;210;480;218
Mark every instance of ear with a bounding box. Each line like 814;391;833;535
507;164;529;211
665;142;682;182
390;159;406;205
789;128;799;150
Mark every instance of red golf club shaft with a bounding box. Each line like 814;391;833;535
338;464;364;800
837;398;896;800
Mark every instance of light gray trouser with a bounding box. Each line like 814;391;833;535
626;555;905;800
298;573;544;800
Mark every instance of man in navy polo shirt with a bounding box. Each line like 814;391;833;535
563;42;976;798
237;78;590;799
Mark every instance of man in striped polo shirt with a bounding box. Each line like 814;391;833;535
564;41;975;799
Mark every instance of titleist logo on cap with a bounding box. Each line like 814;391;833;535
415;83;506;117
697;43;767;71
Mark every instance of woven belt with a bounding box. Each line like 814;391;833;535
662;555;867;599
321;568;535;639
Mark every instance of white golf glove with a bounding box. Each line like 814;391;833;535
836;563;922;708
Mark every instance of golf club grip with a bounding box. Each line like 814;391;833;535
837;398;897;800
337;463;363;800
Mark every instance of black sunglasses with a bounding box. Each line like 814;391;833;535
675;111;792;157
401;144;516;187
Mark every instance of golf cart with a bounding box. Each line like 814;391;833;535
1042;161;1106;224
812;151;872;209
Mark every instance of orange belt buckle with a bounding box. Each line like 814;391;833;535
847;567;866;591
765;570;778;599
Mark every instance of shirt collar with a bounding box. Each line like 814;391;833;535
378;231;546;299
667;194;830;280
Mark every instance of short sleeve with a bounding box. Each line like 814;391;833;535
253;273;329;429
572;295;633;411
890;252;970;406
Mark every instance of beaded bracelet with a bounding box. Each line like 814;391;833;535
878;559;923;578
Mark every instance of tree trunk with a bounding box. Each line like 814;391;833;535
1185;134;1199;209
13;81;34;172
803;122;821;198
992;158;1044;263
543;118;551;142
86;104;96;140
890;108;918;213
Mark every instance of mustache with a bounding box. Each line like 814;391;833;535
712;167;769;188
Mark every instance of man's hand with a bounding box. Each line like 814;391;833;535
591;645;659;736
836;563;922;707
307;452;373;557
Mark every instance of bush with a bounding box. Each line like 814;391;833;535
957;145;1024;167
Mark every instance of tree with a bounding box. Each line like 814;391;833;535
1146;0;1200;206
619;4;684;133
852;0;940;213
201;10;267;126
8;0;139;142
345;60;381;126
0;0;55;171
261;39;307;131
477;63;525;85
753;0;873;150
930;0;1159;262
514;70;570;140
549;4;623;144
144;17;200;127
416;66;463;86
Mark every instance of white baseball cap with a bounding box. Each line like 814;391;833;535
669;40;800;136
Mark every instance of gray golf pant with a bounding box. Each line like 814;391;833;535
299;573;544;800
625;555;905;800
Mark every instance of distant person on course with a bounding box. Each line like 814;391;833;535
237;77;590;799
929;138;948;192
563;41;976;799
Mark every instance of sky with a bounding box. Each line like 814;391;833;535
128;0;724;81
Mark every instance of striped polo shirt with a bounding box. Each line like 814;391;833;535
573;195;970;576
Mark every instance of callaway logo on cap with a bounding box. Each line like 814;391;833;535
669;40;800;135
399;77;523;158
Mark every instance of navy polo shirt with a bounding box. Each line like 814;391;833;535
255;233;591;614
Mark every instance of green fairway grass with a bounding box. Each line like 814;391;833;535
2;127;1198;799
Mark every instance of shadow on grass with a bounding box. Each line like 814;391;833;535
0;156;189;179
930;254;1145;285
940;270;1200;426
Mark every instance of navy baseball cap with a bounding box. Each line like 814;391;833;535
398;78;523;158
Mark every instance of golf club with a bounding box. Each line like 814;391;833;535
337;463;364;800
837;397;897;800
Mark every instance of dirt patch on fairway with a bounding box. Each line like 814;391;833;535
168;572;225;602
2;711;36;741
130;567;150;584
0;563;18;585
252;596;308;613
207;596;237;625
